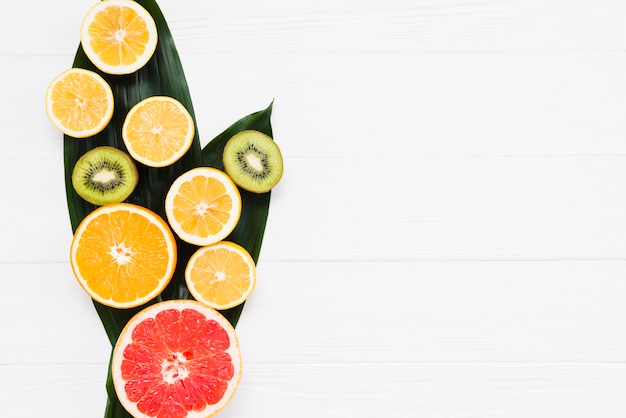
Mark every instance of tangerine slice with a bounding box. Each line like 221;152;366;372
80;0;158;75
45;68;114;138
122;96;195;167
165;167;242;246
112;300;242;418
69;203;177;309
186;241;256;310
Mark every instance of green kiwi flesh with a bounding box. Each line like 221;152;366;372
222;130;283;194
72;146;138;206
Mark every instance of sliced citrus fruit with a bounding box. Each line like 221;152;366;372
45;68;114;138
186;241;256;310
80;0;158;75
70;203;177;309
112;299;242;418
165;167;242;246
122;96;195;167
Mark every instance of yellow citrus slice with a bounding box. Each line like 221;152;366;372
122;96;195;167
45;68;114;138
70;203;177;309
80;0;158;75
112;300;242;418
186;241;256;310
165;167;242;246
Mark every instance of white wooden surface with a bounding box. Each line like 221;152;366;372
2;0;626;416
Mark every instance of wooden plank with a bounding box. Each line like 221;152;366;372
6;261;626;365
8;50;626;161
3;154;626;263
226;362;626;418
238;260;626;364
5;0;626;56
1;364;107;417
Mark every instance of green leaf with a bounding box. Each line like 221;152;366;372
202;100;275;327
61;1;274;416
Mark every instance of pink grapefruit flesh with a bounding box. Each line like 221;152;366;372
112;300;242;418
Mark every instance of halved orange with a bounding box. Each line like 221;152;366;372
122;96;195;167
112;299;242;418
70;203;177;309
80;0;158;75
186;241;256;310
45;68;114;138
165;167;242;246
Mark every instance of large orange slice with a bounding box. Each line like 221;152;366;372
80;0;158;75
70;203;177;309
185;241;256;310
122;96;195;167
165;167;242;246
112;299;242;418
45;68;114;138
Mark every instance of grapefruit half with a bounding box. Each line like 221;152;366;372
112;300;242;418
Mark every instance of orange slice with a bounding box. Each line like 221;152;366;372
112;300;242;418
165;167;242;246
45;68;114;138
122;96;195;167
70;203;177;309
186;241;256;310
80;0;158;75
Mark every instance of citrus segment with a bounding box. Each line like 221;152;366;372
122;96;195;167
165;167;242;246
80;0;158;75
112;300;242;418
70;203;177;308
186;241;256;310
45;68;114;138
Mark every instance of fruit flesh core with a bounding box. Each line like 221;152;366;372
244;152;264;172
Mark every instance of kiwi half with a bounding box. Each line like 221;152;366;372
222;130;283;194
72;146;138;206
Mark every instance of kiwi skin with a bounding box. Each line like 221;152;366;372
222;130;283;194
72;146;138;206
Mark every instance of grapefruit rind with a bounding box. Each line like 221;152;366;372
69;203;177;309
111;300;242;418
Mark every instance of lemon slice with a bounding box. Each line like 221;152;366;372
186;241;256;310
45;68;114;138
122;96;195;167
165;167;242;246
80;0;158;75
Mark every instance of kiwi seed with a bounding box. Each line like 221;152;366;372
222;130;283;194
72;146;138;206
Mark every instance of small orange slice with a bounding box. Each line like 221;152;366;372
45;68;114;138
122;96;195;167
165;167;242;246
186;241;256;310
80;0;158;75
70;203;177;309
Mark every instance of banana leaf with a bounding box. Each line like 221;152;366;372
61;0;275;416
